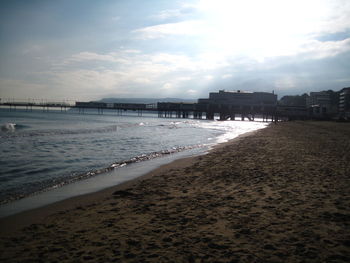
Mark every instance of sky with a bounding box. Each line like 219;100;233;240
1;0;350;101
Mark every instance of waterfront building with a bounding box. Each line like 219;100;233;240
339;87;350;118
207;90;277;108
307;91;332;117
198;90;277;120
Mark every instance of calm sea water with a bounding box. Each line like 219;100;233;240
0;109;267;206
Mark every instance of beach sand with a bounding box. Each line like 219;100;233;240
0;121;349;262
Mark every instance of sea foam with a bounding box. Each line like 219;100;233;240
1;123;16;132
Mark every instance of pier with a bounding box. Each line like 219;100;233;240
1;90;303;122
0;99;279;121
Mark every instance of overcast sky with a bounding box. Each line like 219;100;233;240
1;0;350;101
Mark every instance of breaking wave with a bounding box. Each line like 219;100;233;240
0;123;16;132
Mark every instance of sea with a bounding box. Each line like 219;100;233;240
0;108;268;216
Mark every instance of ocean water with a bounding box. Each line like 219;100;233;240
0;109;267;210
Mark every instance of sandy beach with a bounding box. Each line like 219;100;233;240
1;121;349;262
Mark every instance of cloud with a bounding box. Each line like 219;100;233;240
123;49;141;54
161;83;173;90
298;38;350;59
29;34;349;100
335;78;350;83
134;0;350;62
274;76;299;90
64;49;230;75
152;4;197;20
315;0;350;35
0;78;49;100
67;52;122;63
187;89;197;94
153;9;184;20
111;16;121;22
41;48;235;99
22;45;45;55
133;20;205;39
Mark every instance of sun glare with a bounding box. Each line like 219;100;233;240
197;0;330;60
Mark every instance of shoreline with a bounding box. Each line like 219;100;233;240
1;121;349;262
0;146;206;219
0;128;260;234
0;149;202;234
0;144;204;207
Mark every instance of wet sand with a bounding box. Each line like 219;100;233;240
1;121;349;262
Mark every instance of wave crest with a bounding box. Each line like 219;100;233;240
0;123;16;132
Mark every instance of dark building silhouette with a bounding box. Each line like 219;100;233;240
207;90;277;108
198;90;277;120
339;87;350;118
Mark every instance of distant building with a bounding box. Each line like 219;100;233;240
279;94;308;107
201;90;277;109
158;90;279;120
196;90;277;120
308;91;330;107
157;102;196;111
75;101;107;108
275;94;309;120
307;91;332;117
339;87;350;118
